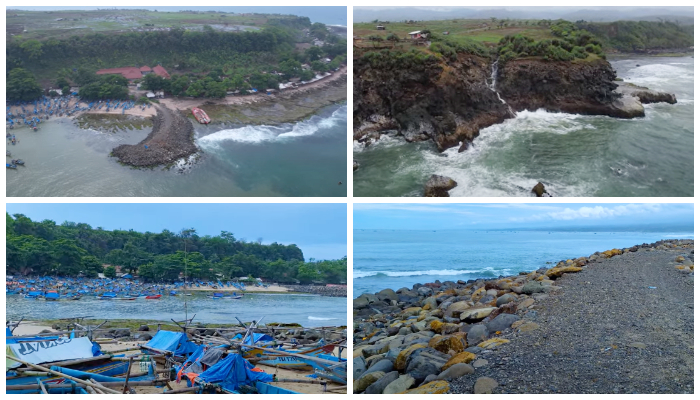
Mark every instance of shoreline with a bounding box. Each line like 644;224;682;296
352;239;693;394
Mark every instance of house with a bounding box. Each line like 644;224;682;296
376;25;385;30
139;65;152;76
152;65;171;79
408;30;428;39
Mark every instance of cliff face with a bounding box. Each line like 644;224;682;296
353;53;511;151
497;58;632;118
355;52;672;152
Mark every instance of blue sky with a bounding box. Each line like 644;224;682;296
354;203;693;231
6;203;347;260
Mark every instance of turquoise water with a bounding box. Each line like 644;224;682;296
353;230;693;297
6;105;347;197
6;292;347;328
353;57;694;197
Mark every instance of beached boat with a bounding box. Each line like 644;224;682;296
192;107;211;124
145;294;162;300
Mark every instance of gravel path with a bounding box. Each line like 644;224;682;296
451;245;694;394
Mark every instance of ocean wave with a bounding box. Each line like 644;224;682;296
354;268;502;279
308;316;337;320
662;233;694;238
197;106;346;147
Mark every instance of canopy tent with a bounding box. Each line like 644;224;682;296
144;330;198;356
232;333;274;346
198;353;273;393
6;337;98;370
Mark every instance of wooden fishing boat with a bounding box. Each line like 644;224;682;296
145;294;162;300
192;107;211;124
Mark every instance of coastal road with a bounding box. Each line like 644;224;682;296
451;246;694;394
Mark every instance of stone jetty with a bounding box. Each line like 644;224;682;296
353;239;693;394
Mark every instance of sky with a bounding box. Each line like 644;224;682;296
6;203;347;260
8;6;347;25
353;203;694;232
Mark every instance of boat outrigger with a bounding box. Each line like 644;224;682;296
192;107;211;125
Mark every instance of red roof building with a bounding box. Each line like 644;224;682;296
152;65;171;79
139;65;152;72
96;67;143;80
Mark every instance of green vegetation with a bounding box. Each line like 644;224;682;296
77;73;130;101
357;48;439;70
6;68;43;101
574;20;693;52
6;213;347;284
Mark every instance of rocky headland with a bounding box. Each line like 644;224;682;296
353;53;677;153
352;239;693;394
110;105;197;168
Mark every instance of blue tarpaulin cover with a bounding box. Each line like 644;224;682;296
198;353;272;392
232;333;274;345
145;331;198;356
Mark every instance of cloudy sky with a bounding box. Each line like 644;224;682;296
6;203;347;260
353;203;693;231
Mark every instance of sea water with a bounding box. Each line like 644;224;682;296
6;105;347;197
353;229;693;297
6;292;347;328
353;57;694;197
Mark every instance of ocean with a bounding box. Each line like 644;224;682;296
6;105;347;197
353;56;694;197
6;292;347;328
353;229;693;297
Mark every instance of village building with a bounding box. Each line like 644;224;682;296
96;65;170;81
376;25;385;30
408;30;428;39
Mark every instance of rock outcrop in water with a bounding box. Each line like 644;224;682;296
111;105;197;167
354;53;677;152
424;175;457;197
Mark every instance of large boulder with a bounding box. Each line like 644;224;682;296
466;324;488;345
442;351;477;370
428;335;465;354
424;175;457;197
436;363;474;381
545;266;583;279
361;359;394;377
353;371;385;393
401;380;451;394
394;343;427;371
377;288;398;302
365;371;399;394
522;281;547;294
496;293;517;307
486;313;520;333
383;374;415;394
460;307;496;321
353;356;367;377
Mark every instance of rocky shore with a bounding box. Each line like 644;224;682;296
110;105;197;167
283;284;347;298
353;54;677;152
353;239;693;394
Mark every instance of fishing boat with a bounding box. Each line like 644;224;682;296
11;159;24;165
6;163;17;169
192;107;211;124
145;294;162;300
44;292;60;301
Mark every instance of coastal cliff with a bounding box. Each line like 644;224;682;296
354;52;677;152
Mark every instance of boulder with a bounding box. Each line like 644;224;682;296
424;175;457;197
405;350;447;382
477;338;510;350
365;370;399;394
442;351;477;370
531;182;549;197
460;307;496;321
522;281;547;294
486;313;520;333
428;335;465;354
362;359;394;377
401;380;450;394
496;293;517;307
134;332;153;341
110;328;130;338
466;324;488;345
383;374;415;394
138;325;150;332
394;343;427;371
377;288;398;302
353;356;367;377
354;371;385;393
474;377;499;394
353;160;360;171
445;301;473;318
545;266;583;279
437;363;474;381
516;298;535;310
353;297;369;309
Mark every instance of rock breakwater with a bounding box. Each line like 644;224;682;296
283;284;347;298
353;239;693;394
111;105;197;167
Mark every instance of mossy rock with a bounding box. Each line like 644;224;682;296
400;380;450;394
429;335;465;354
353;371;385;393
442;351;477;370
545;266;583;278
602;249;622;258
401;307;423;317
429;320;444;333
394;343;427;371
477;337;510;349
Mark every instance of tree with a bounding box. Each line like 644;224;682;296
20;39;43;60
104;266;117;278
7;68;42;101
386;33;400;47
81;255;104;278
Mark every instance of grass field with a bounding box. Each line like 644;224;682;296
354;19;554;46
6;9;286;40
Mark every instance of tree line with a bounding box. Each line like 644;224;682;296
6;213;346;284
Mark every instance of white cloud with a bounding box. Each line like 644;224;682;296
353;203;475;215
511;203;663;222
